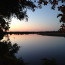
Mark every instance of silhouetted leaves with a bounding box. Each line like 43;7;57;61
0;41;25;65
57;5;65;32
0;0;65;32
34;0;65;9
0;41;19;56
0;0;36;20
42;58;57;65
0;0;37;32
0;16;10;32
0;0;65;20
58;5;65;23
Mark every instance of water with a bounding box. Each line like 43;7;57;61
3;34;65;65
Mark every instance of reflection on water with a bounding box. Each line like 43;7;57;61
2;34;65;65
0;34;25;65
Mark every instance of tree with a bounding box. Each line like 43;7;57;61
57;5;65;32
0;17;10;32
0;0;65;32
41;58;57;65
0;0;36;32
0;0;36;19
0;41;25;65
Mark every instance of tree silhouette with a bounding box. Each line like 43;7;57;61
57;5;65;32
0;41;25;65
0;0;36;32
57;5;65;23
0;0;36;20
34;0;65;9
41;58;57;65
0;0;65;32
0;17;10;32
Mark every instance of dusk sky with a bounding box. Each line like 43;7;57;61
9;3;62;32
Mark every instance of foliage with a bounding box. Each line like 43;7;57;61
57;5;65;32
0;0;36;32
0;41;25;65
0;17;10;32
0;0;36;20
0;41;19;56
0;0;65;21
41;58;57;65
57;5;65;23
0;0;65;32
34;0;65;9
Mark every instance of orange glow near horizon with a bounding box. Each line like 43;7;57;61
9;18;51;32
9;25;48;32
9;24;51;32
8;4;61;32
9;5;60;32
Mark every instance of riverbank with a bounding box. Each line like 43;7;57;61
4;31;65;37
38;33;65;37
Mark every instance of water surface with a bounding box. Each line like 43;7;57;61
3;34;65;65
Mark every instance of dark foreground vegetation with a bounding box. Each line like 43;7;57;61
0;0;65;65
0;41;25;65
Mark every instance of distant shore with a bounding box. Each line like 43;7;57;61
4;31;65;37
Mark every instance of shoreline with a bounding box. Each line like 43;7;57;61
4;32;65;37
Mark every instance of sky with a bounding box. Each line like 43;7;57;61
9;3;62;32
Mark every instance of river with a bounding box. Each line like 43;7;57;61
2;34;65;65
